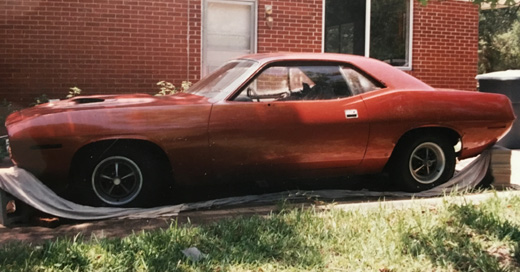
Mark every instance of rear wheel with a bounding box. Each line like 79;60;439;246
72;144;172;207
389;134;456;192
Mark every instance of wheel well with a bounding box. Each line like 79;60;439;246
385;127;461;171
69;139;172;178
397;127;460;147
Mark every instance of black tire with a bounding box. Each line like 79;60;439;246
389;134;456;192
72;144;172;207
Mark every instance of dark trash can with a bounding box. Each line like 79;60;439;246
476;70;520;149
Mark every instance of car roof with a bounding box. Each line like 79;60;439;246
239;53;433;90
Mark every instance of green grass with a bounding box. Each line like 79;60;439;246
2;193;520;271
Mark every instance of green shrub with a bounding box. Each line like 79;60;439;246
155;81;192;96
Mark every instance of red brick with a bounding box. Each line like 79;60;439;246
408;0;478;91
0;0;478;105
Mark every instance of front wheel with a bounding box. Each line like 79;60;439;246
72;144;172;207
91;156;144;206
389;135;456;192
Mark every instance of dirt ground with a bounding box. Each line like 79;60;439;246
0;203;280;245
0;196;391;245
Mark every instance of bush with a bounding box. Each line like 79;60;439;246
155;81;192;96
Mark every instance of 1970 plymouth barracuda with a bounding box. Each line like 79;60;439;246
5;53;516;207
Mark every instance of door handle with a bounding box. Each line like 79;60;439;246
344;109;358;119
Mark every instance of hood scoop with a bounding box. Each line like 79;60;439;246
72;98;105;104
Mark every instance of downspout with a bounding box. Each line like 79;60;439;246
187;0;191;81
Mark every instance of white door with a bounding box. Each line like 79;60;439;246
202;0;257;76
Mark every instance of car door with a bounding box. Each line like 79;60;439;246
208;63;370;181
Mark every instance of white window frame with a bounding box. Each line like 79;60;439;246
322;0;413;70
201;0;258;77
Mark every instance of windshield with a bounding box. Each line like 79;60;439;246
186;60;256;99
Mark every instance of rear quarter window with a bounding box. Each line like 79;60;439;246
342;67;382;95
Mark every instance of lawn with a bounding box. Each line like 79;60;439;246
1;192;520;271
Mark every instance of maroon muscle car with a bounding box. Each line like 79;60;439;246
4;53;515;207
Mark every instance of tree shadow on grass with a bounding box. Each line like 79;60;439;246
402;204;520;271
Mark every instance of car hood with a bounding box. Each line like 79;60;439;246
5;93;210;126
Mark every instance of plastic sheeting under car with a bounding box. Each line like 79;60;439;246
0;149;491;221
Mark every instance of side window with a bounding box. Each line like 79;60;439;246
342;67;381;95
233;64;353;102
234;67;290;102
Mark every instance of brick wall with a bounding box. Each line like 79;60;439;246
256;0;479;92
0;0;201;106
409;0;479;91
0;0;478;107
257;0;322;53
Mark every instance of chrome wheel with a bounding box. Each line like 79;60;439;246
91;156;143;206
409;142;445;184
